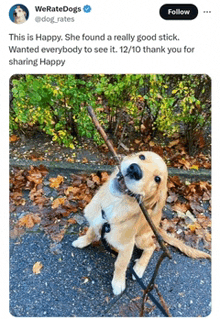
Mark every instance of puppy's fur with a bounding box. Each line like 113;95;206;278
72;151;210;295
13;6;27;24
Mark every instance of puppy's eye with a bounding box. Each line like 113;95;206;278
154;176;161;183
139;154;145;160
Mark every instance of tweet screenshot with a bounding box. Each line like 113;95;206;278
2;0;219;317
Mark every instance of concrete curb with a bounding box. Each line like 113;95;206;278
10;158;211;181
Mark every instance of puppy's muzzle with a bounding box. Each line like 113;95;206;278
126;163;143;181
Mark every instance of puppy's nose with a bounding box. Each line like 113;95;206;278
126;163;143;180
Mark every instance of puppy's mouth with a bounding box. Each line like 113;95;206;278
114;171;137;196
109;171;127;197
113;172;124;193
110;165;143;198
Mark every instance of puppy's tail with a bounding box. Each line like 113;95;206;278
158;228;211;259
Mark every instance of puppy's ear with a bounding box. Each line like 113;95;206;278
153;183;167;212
144;171;168;213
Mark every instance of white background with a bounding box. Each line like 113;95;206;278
1;1;220;318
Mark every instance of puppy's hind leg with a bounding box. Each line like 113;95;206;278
133;237;156;280
72;227;96;248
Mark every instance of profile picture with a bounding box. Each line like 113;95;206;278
9;4;29;24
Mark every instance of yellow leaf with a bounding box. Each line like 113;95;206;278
33;262;43;274
188;223;202;232
190;165;199;170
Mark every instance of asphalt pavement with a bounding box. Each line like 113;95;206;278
10;232;211;317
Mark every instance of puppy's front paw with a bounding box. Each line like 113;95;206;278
132;260;145;280
112;278;126;295
72;236;89;249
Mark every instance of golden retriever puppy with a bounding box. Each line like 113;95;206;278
13;6;27;24
72;151;210;295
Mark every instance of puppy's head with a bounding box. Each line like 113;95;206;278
110;151;168;207
13;6;26;19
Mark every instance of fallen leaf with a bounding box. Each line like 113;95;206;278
203;162;211;169
168;139;180;148
81;276;90;284
101;172;109;183
172;201;189;214
33;261;43;274
18;213;41;228
68;218;77;224
64;186;80;196
52;197;66;209
91;174;100;185
168;176;183;187
166;192;178;204
190;201;205;214
82;157;88;163
27;166;43;185
10;135;19;142
190;165;199;170
178;158;191;169
205;232;211;242
49;175;64;188
188;223;202;232
86;179;95;188
51;229;66;242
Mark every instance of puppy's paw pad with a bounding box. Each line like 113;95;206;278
72;236;88;249
132;264;145;280
112;280;126;295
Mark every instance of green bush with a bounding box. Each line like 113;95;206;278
11;75;103;148
10;74;211;153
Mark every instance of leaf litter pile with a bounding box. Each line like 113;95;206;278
10;165;211;253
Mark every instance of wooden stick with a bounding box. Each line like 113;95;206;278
87;105;120;165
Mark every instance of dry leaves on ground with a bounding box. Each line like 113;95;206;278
162;175;211;251
10;166;110;243
10;165;211;252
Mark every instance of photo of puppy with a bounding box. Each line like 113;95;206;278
72;151;210;295
13;5;27;24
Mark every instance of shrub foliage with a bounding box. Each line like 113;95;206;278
10;74;211;152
